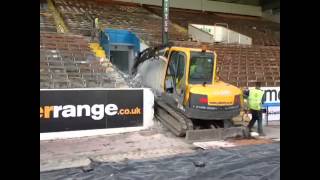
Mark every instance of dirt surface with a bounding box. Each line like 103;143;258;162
40;121;279;172
40;122;195;172
228;138;274;146
227;124;279;146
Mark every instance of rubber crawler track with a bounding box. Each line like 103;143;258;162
155;100;193;137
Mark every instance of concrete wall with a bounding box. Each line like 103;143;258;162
188;24;215;43
114;0;262;16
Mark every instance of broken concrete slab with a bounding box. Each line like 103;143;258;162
228;138;274;146
193;141;235;150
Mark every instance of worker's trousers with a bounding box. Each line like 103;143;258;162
91;28;98;42
248;109;263;134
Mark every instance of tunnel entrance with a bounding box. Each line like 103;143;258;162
110;45;134;74
100;29;140;75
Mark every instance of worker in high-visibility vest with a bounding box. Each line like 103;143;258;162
244;82;266;136
91;17;100;42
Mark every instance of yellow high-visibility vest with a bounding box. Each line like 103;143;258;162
94;18;99;28
190;65;196;77
248;89;264;110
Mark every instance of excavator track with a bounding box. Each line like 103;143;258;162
155;100;249;142
155;100;193;137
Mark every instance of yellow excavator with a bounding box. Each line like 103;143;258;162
132;44;249;142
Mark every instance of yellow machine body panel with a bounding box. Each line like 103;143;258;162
162;46;242;108
188;82;242;106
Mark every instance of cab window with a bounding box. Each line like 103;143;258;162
189;51;214;84
165;51;186;93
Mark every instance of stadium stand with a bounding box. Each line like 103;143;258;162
40;32;127;89
53;0;189;45
144;5;280;46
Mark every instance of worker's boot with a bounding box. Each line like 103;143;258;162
259;132;266;136
258;128;266;136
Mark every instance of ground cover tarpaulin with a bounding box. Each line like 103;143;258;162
40;143;280;180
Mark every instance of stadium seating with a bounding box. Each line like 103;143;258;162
53;0;189;43
40;32;126;89
145;5;280;46
40;0;57;32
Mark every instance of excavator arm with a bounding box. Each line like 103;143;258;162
132;44;172;74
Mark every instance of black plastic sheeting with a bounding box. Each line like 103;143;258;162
40;143;280;180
